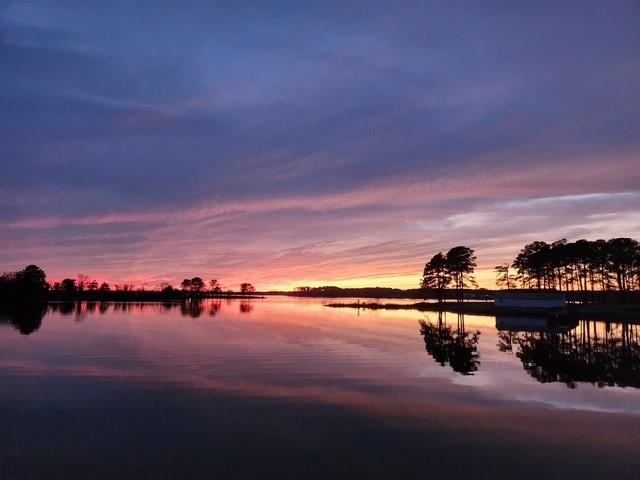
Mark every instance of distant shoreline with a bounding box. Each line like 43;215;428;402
325;301;640;322
42;292;265;302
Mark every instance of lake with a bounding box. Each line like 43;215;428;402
1;297;639;479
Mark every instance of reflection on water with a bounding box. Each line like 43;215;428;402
209;299;222;316
497;318;640;389
181;298;204;317
415;311;640;389
1;298;640;479
0;303;47;335
419;312;481;375
0;299;234;333
2;301;639;391
47;301;182;319
239;300;254;313
39;299;243;319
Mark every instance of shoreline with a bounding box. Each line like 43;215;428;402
44;294;266;301
0;294;265;307
325;301;640;322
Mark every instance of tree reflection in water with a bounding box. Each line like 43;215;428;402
181;299;204;318
239;300;254;314
47;301;181;319
497;319;640;389
0;299;251;335
0;304;47;335
209;300;222;317
419;312;481;375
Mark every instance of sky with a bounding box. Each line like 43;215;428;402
1;1;640;290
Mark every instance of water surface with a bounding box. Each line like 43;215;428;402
1;297;639;479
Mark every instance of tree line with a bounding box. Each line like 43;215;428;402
420;238;640;304
495;238;640;293
172;278;255;295
0;266;257;302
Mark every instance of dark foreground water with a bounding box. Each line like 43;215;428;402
1;298;639;479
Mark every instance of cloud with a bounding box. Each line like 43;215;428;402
1;1;639;287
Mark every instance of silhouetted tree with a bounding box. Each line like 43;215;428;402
508;237;640;300
0;273;18;298
0;265;48;303
209;279;221;293
421;252;450;303
17;265;48;300
446;246;476;303
240;283;256;295
494;263;516;290
420;247;476;303
190;277;205;294
513;241;550;289
77;274;89;292
180;278;192;292
607;238;639;292
61;278;77;293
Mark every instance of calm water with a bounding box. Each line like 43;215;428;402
1;297;639;479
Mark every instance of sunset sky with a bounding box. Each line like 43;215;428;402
2;1;639;290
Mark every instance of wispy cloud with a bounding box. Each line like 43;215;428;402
1;1;639;288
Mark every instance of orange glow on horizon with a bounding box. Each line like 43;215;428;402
44;267;498;293
261;268;497;292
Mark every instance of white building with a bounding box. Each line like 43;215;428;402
495;292;567;310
